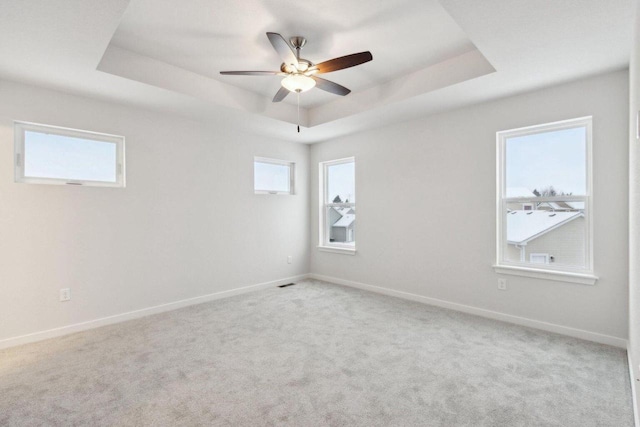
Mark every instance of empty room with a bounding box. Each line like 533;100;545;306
1;0;640;425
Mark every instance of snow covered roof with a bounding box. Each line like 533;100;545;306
338;207;354;215
333;214;355;227
331;207;354;216
565;201;585;210
536;201;585;212
507;210;583;244
506;187;536;198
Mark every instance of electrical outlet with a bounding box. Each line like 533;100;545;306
287;255;292;264
59;288;71;302
497;279;507;291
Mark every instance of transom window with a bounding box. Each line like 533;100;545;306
14;121;125;187
254;157;294;195
319;157;355;253
496;117;594;283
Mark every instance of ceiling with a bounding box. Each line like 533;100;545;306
0;0;633;143
110;0;477;108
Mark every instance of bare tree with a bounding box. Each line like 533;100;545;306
533;186;572;197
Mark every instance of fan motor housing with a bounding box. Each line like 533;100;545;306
281;59;313;74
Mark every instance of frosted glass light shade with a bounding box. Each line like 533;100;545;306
281;74;316;93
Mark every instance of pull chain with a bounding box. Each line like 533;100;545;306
297;91;300;133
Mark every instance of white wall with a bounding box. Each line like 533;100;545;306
0;80;310;343
628;0;640;414
0;68;630;352
310;70;629;342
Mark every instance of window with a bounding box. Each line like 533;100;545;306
254;157;294;194
496;117;595;284
319;157;355;254
14;121;125;187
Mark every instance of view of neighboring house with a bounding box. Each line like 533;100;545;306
505;187;585;267
506;187;538;198
329;207;355;243
537;201;585;211
506;210;585;266
505;187;538;211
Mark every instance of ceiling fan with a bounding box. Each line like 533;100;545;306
220;32;373;104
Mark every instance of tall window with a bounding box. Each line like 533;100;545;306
14;121;125;187
319;158;355;253
496;117;594;283
254;157;294;194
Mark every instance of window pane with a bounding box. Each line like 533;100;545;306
504;204;586;268
254;161;291;193
327;161;355;203
506;126;586;197
24;131;117;182
327;206;355;246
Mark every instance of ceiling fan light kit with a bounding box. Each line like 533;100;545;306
281;74;316;93
220;32;373;132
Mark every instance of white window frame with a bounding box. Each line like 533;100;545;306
14;121;125;188
494;116;597;285
253;157;295;195
318;157;356;255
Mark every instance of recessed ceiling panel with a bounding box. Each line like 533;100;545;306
109;0;476;107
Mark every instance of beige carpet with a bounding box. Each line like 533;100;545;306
0;280;633;426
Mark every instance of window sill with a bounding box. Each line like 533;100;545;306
254;191;293;195
317;245;356;255
493;265;598;285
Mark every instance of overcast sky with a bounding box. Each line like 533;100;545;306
328;161;355;203
506;126;586;196
254;161;290;192
24;131;117;182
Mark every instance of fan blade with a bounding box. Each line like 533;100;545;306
266;32;299;69
315;51;373;74
272;86;289;102
220;71;281;76
312;76;351;96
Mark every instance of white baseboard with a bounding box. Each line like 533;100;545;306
2;272;627;352
309;273;627;349
0;274;310;350
629;345;640;427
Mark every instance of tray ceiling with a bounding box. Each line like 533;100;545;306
0;0;632;143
